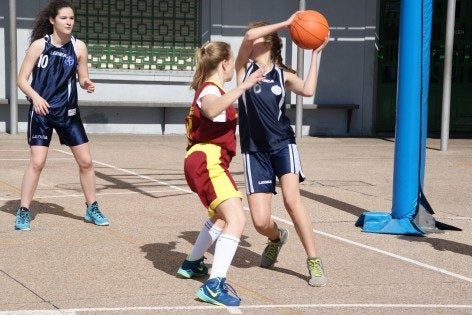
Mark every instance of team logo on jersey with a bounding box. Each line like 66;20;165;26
64;56;75;66
271;85;282;96
253;83;262;94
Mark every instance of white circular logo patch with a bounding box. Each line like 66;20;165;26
271;85;282;95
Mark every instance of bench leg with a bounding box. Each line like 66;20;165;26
347;109;353;133
162;107;166;135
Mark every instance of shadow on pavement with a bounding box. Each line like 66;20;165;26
398;235;472;257
0;199;85;222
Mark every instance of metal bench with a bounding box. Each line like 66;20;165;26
287;103;360;133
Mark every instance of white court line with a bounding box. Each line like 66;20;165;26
53;149;472;284
268;212;472;284
54;149;189;193
0;149;30;152
0;158;71;161
1;303;471;314
0;189;184;201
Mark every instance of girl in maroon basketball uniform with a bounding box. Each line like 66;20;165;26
177;41;264;306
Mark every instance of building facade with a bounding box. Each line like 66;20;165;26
1;0;470;136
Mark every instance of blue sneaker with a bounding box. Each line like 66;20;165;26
177;257;208;278
15;207;31;231
196;277;241;306
84;202;109;226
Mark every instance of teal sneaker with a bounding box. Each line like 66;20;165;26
177;257;208;278
84;202;109;226
15;207;31;231
196;277;241;306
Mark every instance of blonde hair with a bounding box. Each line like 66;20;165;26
190;41;231;90
248;21;296;74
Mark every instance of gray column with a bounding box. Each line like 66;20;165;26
295;0;306;138
8;0;18;134
440;0;456;151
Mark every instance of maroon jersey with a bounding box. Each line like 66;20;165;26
185;82;238;156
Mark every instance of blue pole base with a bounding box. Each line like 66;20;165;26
355;211;424;235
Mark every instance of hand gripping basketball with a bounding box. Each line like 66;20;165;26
289;10;329;50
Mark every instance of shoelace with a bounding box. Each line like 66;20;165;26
221;281;241;301
18;211;30;224
307;259;323;277
264;242;279;261
89;204;105;218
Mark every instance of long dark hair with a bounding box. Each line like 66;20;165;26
248;21;296;74
30;0;74;44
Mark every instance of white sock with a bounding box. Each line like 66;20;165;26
188;219;223;261
209;233;240;279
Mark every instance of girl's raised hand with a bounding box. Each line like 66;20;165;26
314;31;330;53
286;11;302;27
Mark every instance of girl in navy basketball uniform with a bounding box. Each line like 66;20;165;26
235;13;329;286
16;0;109;230
177;41;264;306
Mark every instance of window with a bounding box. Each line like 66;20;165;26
72;0;200;70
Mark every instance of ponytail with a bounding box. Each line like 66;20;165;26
190;41;231;90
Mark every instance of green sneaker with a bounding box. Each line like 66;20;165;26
260;228;289;268
307;257;327;287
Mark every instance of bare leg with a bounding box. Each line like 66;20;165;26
20;146;49;208
247;192;279;240
70;142;96;205
280;173;317;257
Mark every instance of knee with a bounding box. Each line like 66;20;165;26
77;158;93;171
251;213;271;233
29;156;46;172
283;195;301;214
227;210;246;229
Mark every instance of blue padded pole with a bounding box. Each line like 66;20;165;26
355;0;433;235
391;0;422;219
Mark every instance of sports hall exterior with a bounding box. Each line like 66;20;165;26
1;0;470;136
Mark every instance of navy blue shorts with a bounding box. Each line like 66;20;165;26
242;144;306;195
27;109;88;147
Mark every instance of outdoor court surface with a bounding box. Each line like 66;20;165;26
0;133;471;314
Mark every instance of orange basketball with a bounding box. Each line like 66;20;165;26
289;10;329;50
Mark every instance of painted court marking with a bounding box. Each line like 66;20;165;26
53;149;472;284
54;149;188;193
50;149;472;285
0;303;471;314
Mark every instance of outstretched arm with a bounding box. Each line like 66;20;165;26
235;12;300;85
285;34;329;97
200;68;265;119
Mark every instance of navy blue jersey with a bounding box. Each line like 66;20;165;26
238;63;295;153
30;35;78;126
